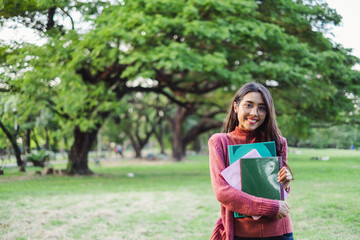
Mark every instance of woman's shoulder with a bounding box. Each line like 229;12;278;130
278;136;288;156
279;136;287;144
208;133;230;147
279;136;288;146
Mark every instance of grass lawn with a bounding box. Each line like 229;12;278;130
0;148;359;240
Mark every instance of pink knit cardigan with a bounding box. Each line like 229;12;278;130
209;127;293;239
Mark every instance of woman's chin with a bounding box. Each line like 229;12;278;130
241;124;258;131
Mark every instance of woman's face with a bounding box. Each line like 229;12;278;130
234;92;267;131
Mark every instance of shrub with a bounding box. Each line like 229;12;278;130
27;150;50;167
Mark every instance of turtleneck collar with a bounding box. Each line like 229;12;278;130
230;126;260;143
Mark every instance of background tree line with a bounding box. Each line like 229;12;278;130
1;0;359;174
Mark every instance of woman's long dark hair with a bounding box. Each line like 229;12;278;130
222;82;283;153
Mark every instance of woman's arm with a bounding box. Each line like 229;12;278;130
209;134;279;217
277;137;293;191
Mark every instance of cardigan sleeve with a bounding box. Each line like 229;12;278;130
280;137;293;193
208;134;279;217
280;137;288;165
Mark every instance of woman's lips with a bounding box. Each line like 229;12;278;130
247;118;258;124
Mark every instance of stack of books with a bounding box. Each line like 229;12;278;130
221;141;286;219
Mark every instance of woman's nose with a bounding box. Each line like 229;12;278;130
249;106;259;115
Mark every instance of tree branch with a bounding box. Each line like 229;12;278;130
182;118;222;146
126;86;190;108
155;69;226;94
46;7;56;31
60;8;75;30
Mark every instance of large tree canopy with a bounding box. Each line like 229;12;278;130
1;0;359;171
87;0;360;150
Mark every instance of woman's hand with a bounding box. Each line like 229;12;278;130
277;166;293;190
276;201;290;219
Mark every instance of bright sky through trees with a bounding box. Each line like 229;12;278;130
0;1;360;60
325;0;360;59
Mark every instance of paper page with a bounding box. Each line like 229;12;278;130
221;149;262;220
221;149;262;191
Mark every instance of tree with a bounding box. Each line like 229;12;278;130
0;95;25;171
1;1;113;174
1;0;359;170
92;0;359;158
166;101;223;160
115;93;167;158
250;0;360;137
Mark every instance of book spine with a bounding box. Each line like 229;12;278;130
278;156;285;201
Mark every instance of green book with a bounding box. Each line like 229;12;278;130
228;141;276;165
241;157;282;201
228;142;277;218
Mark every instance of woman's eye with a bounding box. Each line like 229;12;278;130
259;106;266;111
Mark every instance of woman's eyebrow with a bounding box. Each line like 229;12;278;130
243;100;265;105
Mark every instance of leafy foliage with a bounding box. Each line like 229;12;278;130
1;0;360;169
27;149;50;167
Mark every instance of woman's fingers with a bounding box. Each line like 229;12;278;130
277;167;286;182
277;174;286;182
283;181;290;190
279;167;286;173
286;171;292;180
276;201;290;219
277;167;292;183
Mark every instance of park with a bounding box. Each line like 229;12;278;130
1;0;360;239
1;148;360;239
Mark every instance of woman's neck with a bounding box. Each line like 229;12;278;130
235;126;258;133
230;126;261;143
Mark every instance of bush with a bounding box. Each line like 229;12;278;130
27;150;50;167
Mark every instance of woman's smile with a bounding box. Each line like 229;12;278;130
247;118;258;124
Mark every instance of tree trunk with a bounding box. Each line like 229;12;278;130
0;120;25;172
125;114;160;159
45;127;50;150
129;136;142;158
32;130;41;150
67;126;98;175
23;129;31;155
169;106;188;161
154;127;165;154
170;124;184;161
193;137;201;153
182;118;222;149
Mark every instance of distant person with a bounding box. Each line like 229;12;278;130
208;82;294;240
116;145;123;157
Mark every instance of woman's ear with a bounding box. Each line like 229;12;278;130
233;101;238;113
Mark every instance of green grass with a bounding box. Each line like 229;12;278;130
0;148;359;239
286;148;360;240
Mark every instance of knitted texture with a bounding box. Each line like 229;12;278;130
209;127;293;239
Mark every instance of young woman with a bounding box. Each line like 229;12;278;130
209;82;293;240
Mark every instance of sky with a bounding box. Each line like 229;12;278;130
0;1;359;59
325;0;360;59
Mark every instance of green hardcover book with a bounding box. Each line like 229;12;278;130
228;142;277;218
228;141;276;165
241;157;282;201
